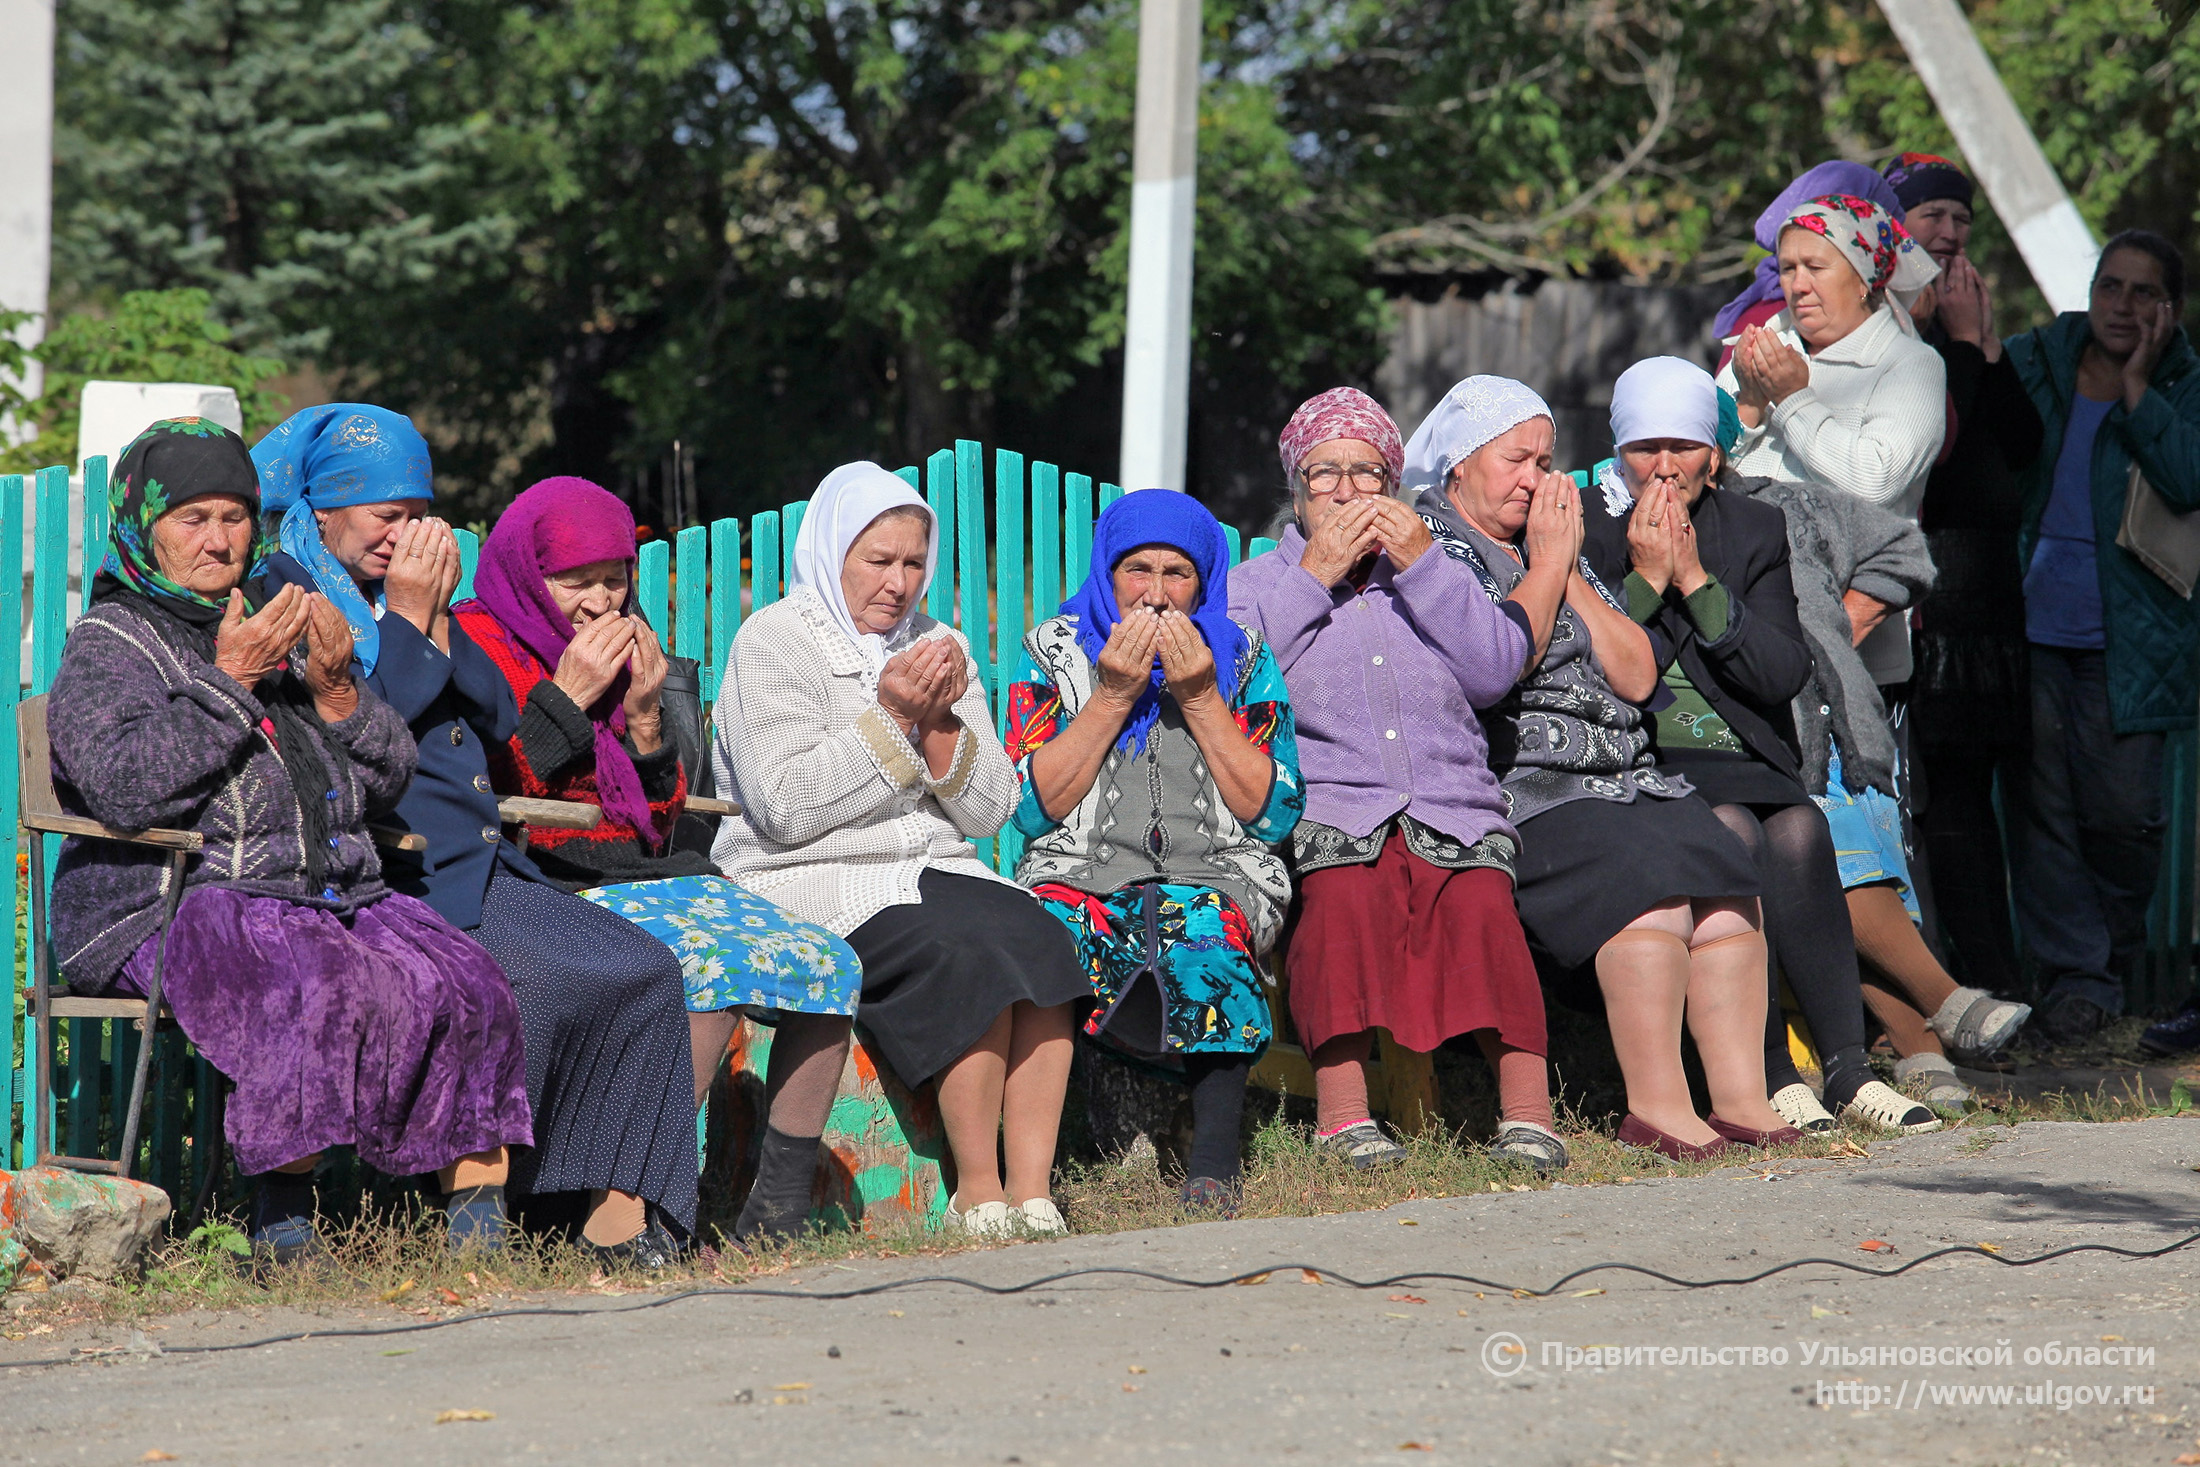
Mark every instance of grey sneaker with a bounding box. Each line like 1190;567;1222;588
1927;988;2031;1063
1317;1119;1406;1170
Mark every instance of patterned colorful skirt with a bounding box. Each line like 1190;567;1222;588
1811;741;1921;922
578;875;861;1016
1031;881;1271;1062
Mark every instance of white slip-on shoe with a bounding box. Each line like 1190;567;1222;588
1840;1079;1943;1135
1771;1082;1838;1134
944;1197;1018;1240
1017;1197;1070;1238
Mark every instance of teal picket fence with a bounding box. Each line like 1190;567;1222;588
3;444;2192;1192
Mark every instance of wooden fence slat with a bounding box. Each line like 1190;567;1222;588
638;540;670;634
2;474;21;1167
675;525;707;664
895;466;920;490
708;517;741;703
1030;461;1061;626
784;499;808;557
993;449;1026;688
925;450;956;625
955;440;988;690
1100;482;1123;511
752;511;782;612
1224;525;1241;567
1249;536;1278;561
80;456;109;618
1064;474;1094;584
455;529;480;603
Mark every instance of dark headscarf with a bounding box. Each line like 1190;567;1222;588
1883;152;1974;213
95;417;348;891
1059;490;1248;756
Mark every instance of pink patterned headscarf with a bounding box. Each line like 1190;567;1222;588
1780;194;1939;321
1277;388;1405;484
468;476;665;845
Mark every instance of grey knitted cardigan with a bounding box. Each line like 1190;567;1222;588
47;599;419;993
1727;475;1937;796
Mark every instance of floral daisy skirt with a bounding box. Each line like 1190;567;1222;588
577;875;861;1016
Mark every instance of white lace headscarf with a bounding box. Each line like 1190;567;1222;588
1401;375;1555;497
789;461;939;681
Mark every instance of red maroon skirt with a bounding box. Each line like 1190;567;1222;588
1284;836;1546;1056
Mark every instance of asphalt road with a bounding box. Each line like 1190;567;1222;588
5;1117;2198;1466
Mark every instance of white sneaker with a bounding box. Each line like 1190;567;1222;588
1771;1082;1838;1133
1840;1079;1943;1135
1017;1197;1070;1237
944;1198;1018;1240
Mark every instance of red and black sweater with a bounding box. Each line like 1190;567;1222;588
454;605;712;891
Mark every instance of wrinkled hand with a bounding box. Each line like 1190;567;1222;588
1843;588;1893;647
1626;484;1679;595
214;583;311;688
1935;257;1997;358
2126;300;2176;408
302;593;358;719
1664;486;1707;595
551;612;636;710
1521;471;1584;571
622;618;668;752
1094;608;1161;708
1736;325;1811;406
1155;607;1218;708
381;517;461;634
1366;496;1434;571
878;638;963;733
1300;497;1382;588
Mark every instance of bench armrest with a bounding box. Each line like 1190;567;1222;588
497;797;603;831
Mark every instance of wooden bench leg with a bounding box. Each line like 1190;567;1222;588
1375;1028;1440;1137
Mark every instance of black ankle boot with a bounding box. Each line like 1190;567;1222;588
734;1128;823;1244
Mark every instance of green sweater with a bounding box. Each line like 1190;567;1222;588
1627;572;1744;755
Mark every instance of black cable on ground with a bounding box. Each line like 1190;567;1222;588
3;1226;2194;1372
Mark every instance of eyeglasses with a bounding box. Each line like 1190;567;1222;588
1298;463;1392;497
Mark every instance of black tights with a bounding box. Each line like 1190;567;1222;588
1710;801;1874;1110
1182;1054;1252;1185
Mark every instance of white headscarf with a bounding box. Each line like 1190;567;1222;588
789;461;939;678
1609;356;1721;451
1401;375;1554;496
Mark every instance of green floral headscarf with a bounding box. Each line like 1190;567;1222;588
97;417;274;614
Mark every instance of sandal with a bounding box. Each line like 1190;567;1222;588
1488;1120;1570;1174
1316;1119;1407;1171
1927;988;2031;1063
1840;1080;1942;1135
1770;1083;1838;1134
1893;1053;1973;1110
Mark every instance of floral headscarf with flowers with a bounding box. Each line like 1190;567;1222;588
96;417;274;617
1779;194;1940;333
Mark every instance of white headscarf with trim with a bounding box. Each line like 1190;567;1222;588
1402;375;1554;496
789;461;939;680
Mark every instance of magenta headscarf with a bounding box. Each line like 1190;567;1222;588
1712;161;1904;338
468;476;665;845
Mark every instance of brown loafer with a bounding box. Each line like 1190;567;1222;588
1616;1113;1733;1162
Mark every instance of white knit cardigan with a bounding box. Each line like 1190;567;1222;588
708;588;1022;936
1716;302;1948;682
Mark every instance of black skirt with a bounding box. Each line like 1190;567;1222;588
468;865;701;1231
1511;793;1760;971
1658;750;1811;810
847;869;1091;1088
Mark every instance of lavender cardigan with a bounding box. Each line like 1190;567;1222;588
47;600;419;993
1228;526;1529;848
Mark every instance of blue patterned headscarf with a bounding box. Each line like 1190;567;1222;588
1059;489;1249;755
250;404;433;673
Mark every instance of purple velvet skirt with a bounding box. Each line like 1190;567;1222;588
117;886;534;1178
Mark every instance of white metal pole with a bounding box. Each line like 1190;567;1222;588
1117;0;1200;492
1878;0;2098;314
0;0;56;437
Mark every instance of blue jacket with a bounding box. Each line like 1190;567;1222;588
2006;313;2200;733
263;552;546;927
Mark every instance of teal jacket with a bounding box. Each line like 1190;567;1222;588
2007;312;2200;733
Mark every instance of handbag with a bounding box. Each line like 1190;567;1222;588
1088;884;1174;1058
2115;461;2200;600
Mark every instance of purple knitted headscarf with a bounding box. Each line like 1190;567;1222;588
1712;162;1904;338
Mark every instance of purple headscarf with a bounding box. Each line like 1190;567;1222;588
1712;162;1905;338
466;476;665;846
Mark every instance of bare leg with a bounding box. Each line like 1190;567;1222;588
1002;1000;1077;1204
272;1152;323;1176
436;1146;509;1192
688;1009;741;1110
1472;1031;1554;1128
936;1007;1014;1208
1683;899;1786;1133
582;1188;646;1246
1847;884;1960;1015
1594;902;1712;1146
1861;977;1946;1059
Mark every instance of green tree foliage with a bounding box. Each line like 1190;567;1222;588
0;289;286;475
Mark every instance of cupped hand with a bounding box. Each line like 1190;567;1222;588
1155;607;1218;706
214;583;311;688
1094;608;1161;708
1521;471;1584;571
1366;496;1434;571
382;517;461;632
1936;257;1996;354
1626;484;1678;594
302;593;359;719
551;612;636;710
1739;327;1811;405
878;637;960;731
1301;497;1382;587
622;617;668;724
1665;486;1708;595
